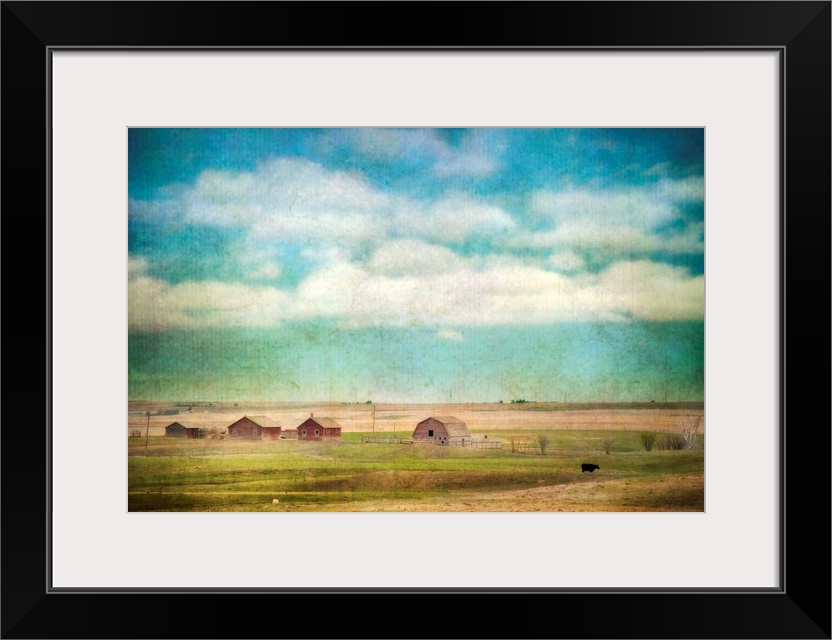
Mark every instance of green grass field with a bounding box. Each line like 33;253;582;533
128;430;704;512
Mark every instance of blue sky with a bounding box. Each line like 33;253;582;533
128;128;704;402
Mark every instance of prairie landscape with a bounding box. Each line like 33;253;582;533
128;401;704;512
128;128;705;514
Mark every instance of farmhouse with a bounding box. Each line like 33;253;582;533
227;415;282;439
412;416;471;446
164;422;207;438
296;414;342;440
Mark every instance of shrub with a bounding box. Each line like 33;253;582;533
537;434;550;455
640;432;656;451
658;433;687;450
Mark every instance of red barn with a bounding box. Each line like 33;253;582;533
227;415;282;439
412;416;471;446
296;414;342;440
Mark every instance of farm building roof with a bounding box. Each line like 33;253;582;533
306;417;343;429
244;415;282;428
422;416;470;437
165;422;189;429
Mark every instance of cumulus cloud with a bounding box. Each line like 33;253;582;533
129;251;703;332
130;158;516;250
128;257;290;331
293;256;703;328
547;250;585;272
246;260;283;281
395;191;517;243
128;255;149;277
530;180;693;230
509;221;703;256
516;178;704;257
368;240;466;276
346;128;502;177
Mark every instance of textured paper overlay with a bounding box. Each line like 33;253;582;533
128;128;704;513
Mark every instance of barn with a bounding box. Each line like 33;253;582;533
164;422;207;438
296;414;342;440
227;415;282;439
412;416;471;446
164;422;188;438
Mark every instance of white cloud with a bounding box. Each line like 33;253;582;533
547;250;585;272
368;240;466;276
182;158;393;240
246;260;283;281
436;328;464;341
589;260;705;321
293;257;703;328
509;221;703;256
128;262;290;332
346;128;501;178
397;191;517;243
128;255;149;277
131;158;516;250
531;177;702;227
130;253;703;332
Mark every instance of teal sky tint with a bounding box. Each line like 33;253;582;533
129;128;704;402
129;323;704;403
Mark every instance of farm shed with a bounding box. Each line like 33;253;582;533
281;429;298;440
412;417;471;446
227;415;282;439
296;414;342;440
164;422;188;438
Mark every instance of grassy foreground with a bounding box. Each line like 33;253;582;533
128;430;704;512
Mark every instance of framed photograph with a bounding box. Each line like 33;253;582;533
3;2;829;638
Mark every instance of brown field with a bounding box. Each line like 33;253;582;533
340;474;705;512
128;401;705;437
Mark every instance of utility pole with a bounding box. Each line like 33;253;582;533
144;411;151;456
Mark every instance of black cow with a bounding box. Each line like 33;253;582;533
581;463;600;473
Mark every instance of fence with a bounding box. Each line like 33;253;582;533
448;439;502;449
362;437;409;444
361;437;501;448
508;441;543;454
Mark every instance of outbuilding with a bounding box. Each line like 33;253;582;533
227;415;282;439
164;422;206;438
412;416;471;446
296;414;342;440
164;422;189;438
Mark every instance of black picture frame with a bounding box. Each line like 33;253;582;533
2;2;829;638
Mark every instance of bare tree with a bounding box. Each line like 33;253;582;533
602;436;613;455
640;432;656;451
680;412;703;450
537;433;550;455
